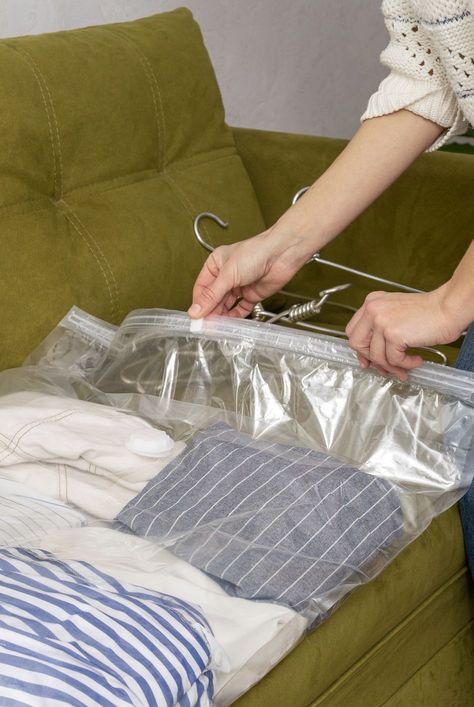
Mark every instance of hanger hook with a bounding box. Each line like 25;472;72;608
292;186;310;206
193;212;229;253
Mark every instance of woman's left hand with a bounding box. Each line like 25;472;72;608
345;287;465;380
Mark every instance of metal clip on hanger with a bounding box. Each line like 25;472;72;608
267;283;352;323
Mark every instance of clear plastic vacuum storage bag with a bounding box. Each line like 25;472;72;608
2;307;474;628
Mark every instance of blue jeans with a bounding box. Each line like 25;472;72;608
455;324;474;579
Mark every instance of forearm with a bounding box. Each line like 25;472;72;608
441;239;474;329
269;110;444;257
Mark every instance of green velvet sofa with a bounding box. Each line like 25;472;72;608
0;8;472;705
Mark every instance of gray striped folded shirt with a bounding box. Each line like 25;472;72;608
117;423;404;617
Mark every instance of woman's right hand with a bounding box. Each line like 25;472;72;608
188;228;311;319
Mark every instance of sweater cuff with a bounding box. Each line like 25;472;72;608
361;71;469;152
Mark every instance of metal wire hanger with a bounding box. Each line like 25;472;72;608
193;212;355;331
192;211;447;364
292;187;422;293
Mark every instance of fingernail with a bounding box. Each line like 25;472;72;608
188;304;202;317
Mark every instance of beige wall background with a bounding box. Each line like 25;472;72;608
0;0;388;138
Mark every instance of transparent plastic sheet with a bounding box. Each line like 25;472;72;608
23;305;117;375
2;307;474;631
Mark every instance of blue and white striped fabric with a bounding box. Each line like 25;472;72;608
0;479;85;548
0;547;215;706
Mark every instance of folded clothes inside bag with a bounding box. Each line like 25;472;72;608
4;307;474;626
0;478;85;546
0;547;218;706
117;423;404;619
0;391;184;520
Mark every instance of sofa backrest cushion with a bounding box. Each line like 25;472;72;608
0;9;265;368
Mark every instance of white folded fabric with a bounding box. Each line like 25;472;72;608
0;391;308;703
38;526;307;706
0;391;184;518
0;477;85;546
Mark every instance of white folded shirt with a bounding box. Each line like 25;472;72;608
0;391;184;518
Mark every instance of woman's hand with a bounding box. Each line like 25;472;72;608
188;229;311;319
188;112;448;321
345;286;466;380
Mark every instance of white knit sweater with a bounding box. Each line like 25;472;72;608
362;0;474;150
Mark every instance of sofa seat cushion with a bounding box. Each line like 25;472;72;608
0;10;265;368
235;503;470;706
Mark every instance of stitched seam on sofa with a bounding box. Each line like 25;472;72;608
105;27;166;171
17;48;65;200
359;578;473;706
63;210;118;321
59;204;119;321
172;145;237;169
62;148;239;202
63;205;120;313
62;169;159;202
379;621;474;707
0;147;239;218
0;411;75;464
164;170;215;246
6;44;59;200
309;567;470;707
380;620;474;707
0;199;53;221
165;149;244;174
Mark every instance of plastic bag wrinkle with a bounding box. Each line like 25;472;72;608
0;305;471;627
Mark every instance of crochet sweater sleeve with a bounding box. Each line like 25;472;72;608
362;0;473;150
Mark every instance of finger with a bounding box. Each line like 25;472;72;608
369;330;391;372
394;368;409;382
345;306;365;337
357;353;370;369
207;292;238;317
347;292;387;337
347;313;374;361
385;341;424;370
190;279;229;317
192;251;222;294
226;297;259;319
189;250;228;318
226;283;269;319
370;332;409;380
222;290;239;313
190;263;236;318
